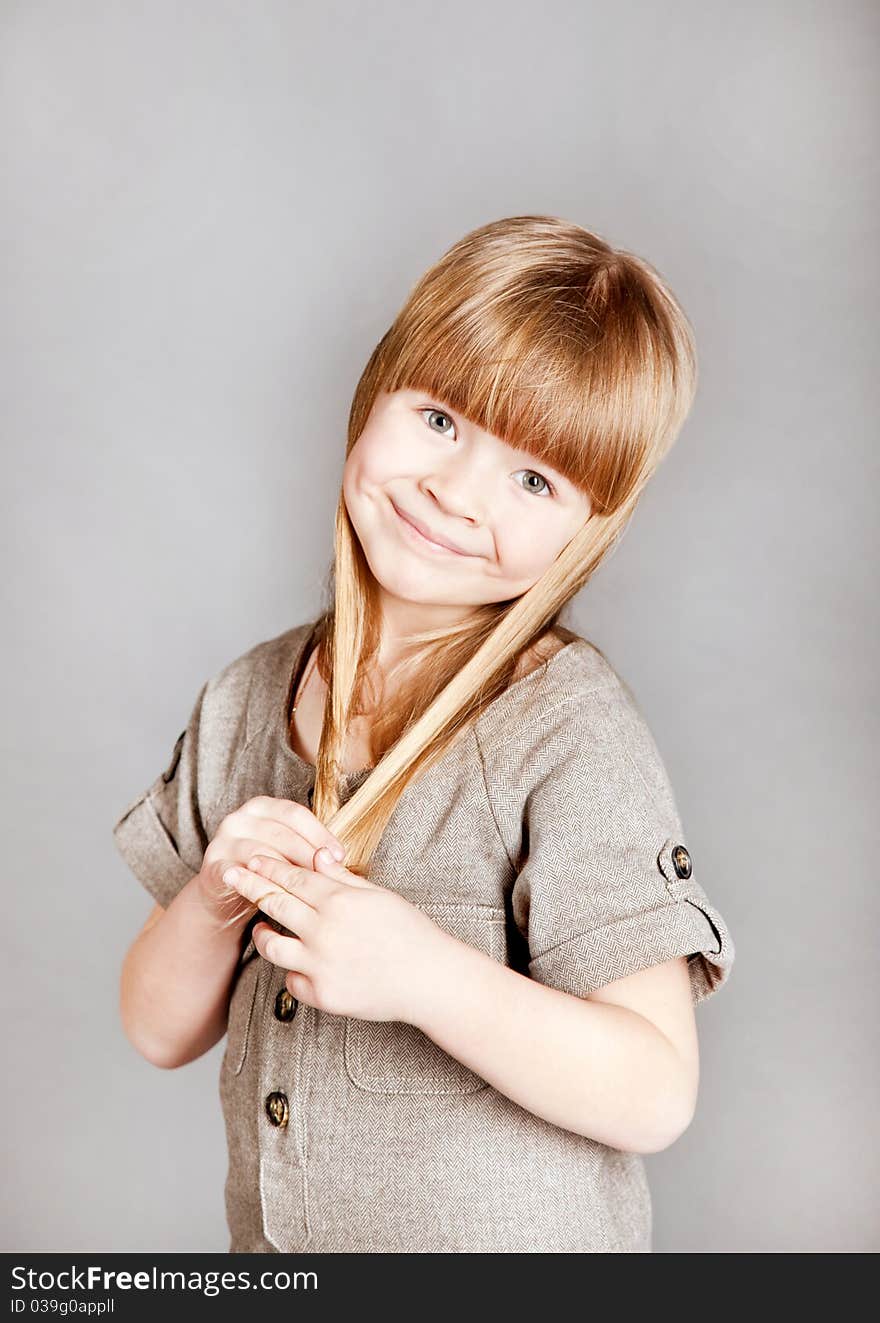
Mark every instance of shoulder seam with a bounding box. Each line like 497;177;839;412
503;680;676;824
525;679;622;727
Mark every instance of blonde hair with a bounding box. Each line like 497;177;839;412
309;215;697;875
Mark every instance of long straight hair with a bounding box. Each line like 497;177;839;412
300;216;696;876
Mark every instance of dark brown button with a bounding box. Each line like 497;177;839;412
671;844;692;880
265;1091;289;1127
274;988;297;1021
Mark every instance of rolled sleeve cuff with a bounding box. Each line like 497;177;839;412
527;896;734;1006
112;789;200;910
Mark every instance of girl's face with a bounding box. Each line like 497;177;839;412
342;389;592;636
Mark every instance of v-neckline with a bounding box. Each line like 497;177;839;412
277;615;583;786
280;617;374;785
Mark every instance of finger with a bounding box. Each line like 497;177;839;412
223;862;318;939
245;851;337;906
252;921;315;977
228;821;341;876
236;812;347;868
252;846;377;896
239;796;347;862
311;847;381;890
285;967;316;1006
205;863;265;929
225;839;305;871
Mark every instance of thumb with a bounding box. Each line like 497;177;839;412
312;846;380;888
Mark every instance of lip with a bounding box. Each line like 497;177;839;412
390;500;475;557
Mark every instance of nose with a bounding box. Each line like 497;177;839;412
418;460;487;526
424;488;474;520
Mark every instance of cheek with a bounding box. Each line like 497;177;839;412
496;516;565;578
343;443;408;567
348;420;411;489
342;440;390;524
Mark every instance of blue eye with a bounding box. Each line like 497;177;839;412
516;470;555;498
419;407;456;437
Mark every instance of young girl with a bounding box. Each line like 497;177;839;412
115;215;735;1254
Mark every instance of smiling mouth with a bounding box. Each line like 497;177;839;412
390;500;474;557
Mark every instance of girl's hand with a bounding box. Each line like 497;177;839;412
222;850;450;1025
196;796;347;926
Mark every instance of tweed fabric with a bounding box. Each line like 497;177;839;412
113;618;735;1253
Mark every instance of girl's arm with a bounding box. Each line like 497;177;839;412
120;878;252;1070
410;935;698;1154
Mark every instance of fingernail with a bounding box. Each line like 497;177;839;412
316;847;334;865
222;867;240;886
330;843;346;860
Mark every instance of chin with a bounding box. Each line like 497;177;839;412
371;563;453;604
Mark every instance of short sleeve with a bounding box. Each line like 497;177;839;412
509;686;735;1007
112;681;211;909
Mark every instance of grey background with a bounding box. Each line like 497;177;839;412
2;0;876;1253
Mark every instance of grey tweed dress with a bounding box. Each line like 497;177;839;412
113;618;735;1254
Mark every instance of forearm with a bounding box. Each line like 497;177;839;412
120;876;251;1070
410;934;692;1154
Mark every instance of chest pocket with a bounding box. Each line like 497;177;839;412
221;944;262;1077
343;902;507;1095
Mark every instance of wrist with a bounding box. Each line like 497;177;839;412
406;927;475;1035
